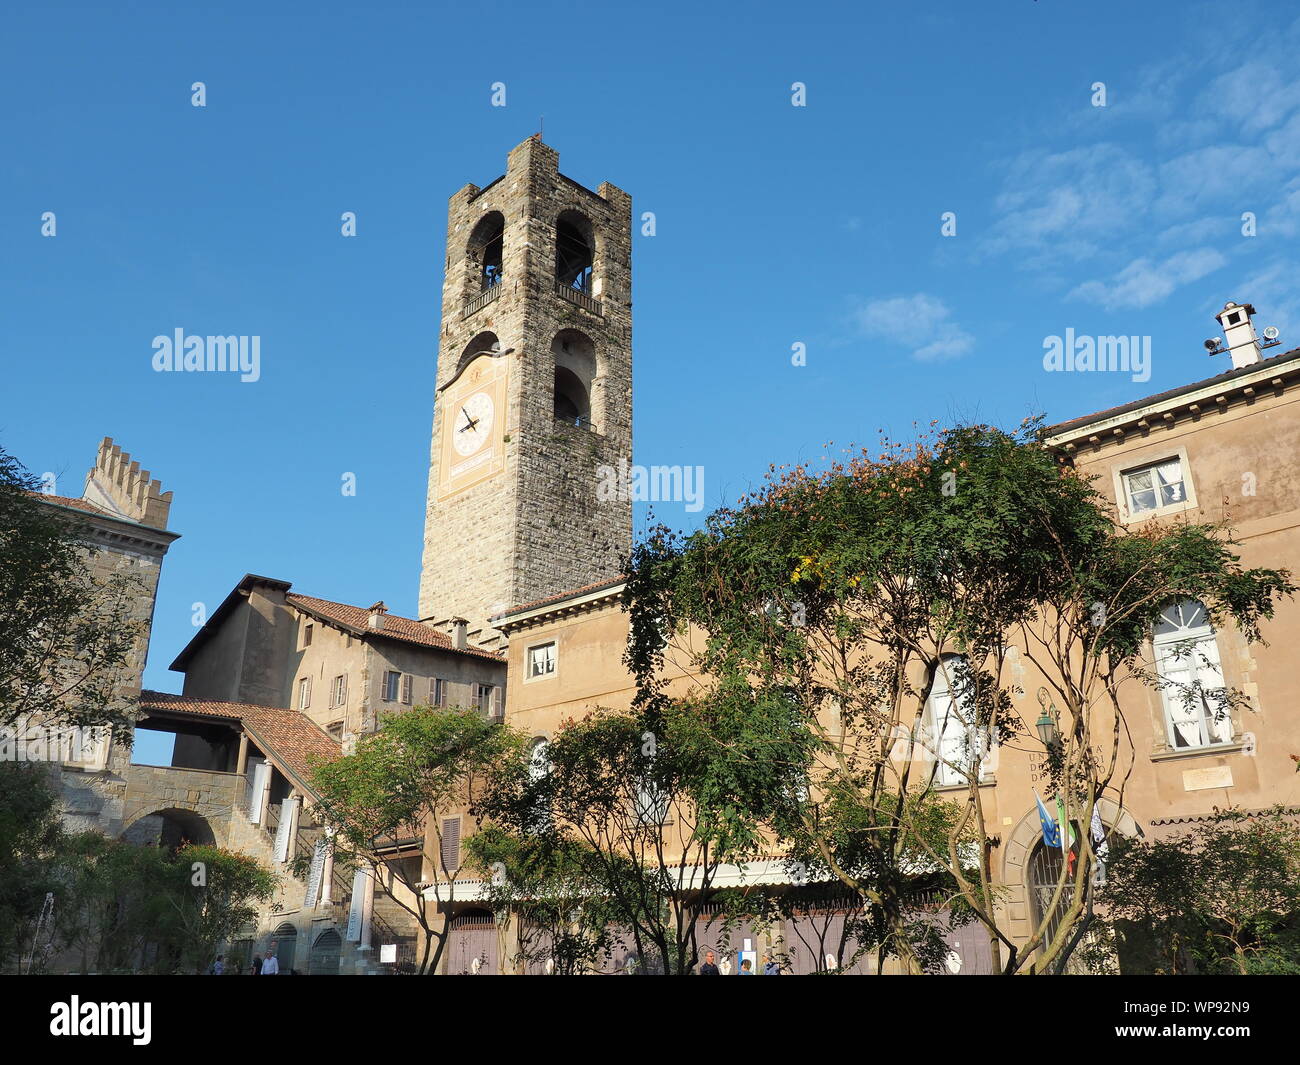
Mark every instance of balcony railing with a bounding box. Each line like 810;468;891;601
461;282;501;319
554;281;602;316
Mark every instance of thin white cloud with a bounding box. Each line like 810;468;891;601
851;294;974;362
984;144;1156;261
1069;248;1227;310
974;11;1300;314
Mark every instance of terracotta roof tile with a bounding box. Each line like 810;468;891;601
286;593;504;661
138;690;341;795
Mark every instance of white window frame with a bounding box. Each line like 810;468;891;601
1114;451;1197;524
297;676;312;710
1152;599;1234;751
924;655;993;788
330;674;347;709
383;671;400;702
526;641;557;681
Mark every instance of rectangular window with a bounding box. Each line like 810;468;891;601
400;673;413;705
330;674;347;708
528;642;557;678
1122;458;1187;517
383;671;400;702
440;817;461;872
431;678;447;707
297;677;311;710
302;623;313;648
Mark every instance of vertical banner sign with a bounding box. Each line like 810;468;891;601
346;868;367;942
304;838;327;908
247;761;269;823
274;796;298;863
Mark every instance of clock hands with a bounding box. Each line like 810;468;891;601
458;406;480;433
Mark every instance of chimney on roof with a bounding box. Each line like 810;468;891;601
1211;301;1268;370
367;602;387;632
450;617;468;650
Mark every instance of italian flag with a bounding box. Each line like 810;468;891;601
1056;795;1078;876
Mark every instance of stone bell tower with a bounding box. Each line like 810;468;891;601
418;136;633;646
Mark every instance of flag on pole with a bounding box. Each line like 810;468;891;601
1035;791;1060;848
1090;802;1105;843
1057;794;1078;875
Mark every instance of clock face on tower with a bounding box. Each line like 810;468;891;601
453;392;494;456
437;354;508;500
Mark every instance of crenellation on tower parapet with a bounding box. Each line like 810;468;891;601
84;436;173;529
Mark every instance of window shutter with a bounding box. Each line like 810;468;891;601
490;686;502;719
401;673;412;705
441;817;461;872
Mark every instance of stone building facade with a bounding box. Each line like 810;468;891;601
29;438;179;837
172;573;505;748
418;136;633;647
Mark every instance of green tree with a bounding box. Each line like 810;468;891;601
624;419;1292;973
0;445;147;734
52;832;179;973
477;700;804;975
0;762;66;972
307;704;523;975
165;844;278;973
1098;806;1300;974
464;826;621;974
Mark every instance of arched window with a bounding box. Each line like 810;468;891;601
308;929;342;976
270;922;298;973
550;330;595;428
556;211;594;295
1153;599;1232;749
468;211;504;292
924;654;991;787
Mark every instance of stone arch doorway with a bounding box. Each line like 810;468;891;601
308;928;342;975
269;922;298;973
121;806;218;853
1002;797;1139;965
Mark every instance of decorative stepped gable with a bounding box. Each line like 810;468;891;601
82;436;173;529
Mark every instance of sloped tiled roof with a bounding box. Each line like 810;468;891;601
31;492;111;516
500;575;627;619
138;690;341;795
1045;345;1300;437
287;593;504;661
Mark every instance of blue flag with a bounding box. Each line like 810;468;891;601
1036;791;1061;848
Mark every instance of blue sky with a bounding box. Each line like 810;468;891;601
4;0;1299;737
